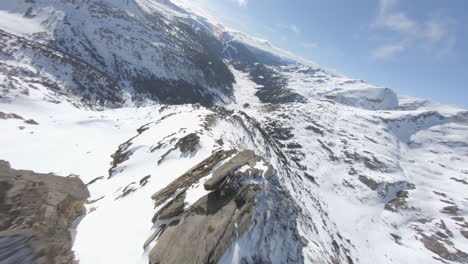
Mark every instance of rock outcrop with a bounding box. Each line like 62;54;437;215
0;160;89;264
147;150;275;264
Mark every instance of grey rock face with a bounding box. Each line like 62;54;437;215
0;236;35;264
147;150;284;264
204;150;260;191
0;160;89;264
149;183;260;264
233;62;306;104
0;30;124;107
151;150;237;207
175;133;200;154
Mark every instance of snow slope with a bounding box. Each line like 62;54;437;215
228;64;468;264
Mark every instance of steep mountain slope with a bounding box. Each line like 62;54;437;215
0;0;467;264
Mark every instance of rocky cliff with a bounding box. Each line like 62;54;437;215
0;160;89;264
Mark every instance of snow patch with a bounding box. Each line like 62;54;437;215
0;10;45;35
331;87;399;110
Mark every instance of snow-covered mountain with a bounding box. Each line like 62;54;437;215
0;0;467;264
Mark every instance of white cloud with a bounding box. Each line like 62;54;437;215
278;23;301;34
424;15;455;42
371;42;405;59
370;0;456;59
300;42;319;49
374;0;418;33
230;0;248;6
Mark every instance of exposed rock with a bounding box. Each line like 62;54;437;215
233;62;306;104
451;216;465;222
24;119;39;125
287;142;303;149
175;133;200;153
215;138;224;146
390;233;403;245
0;112;24;120
343;150;387;172
139;175;151;187
379;181;415;199
461;230;468;239
149;183;260;264
358;179;416;212
421;234;468;262
158;133;201;165
117;182;138;199
305;124;324;136
318;139;338;161
86;176;104;185
450;177;468;185
204;150;261;191
441;206;460;215
149;150;268;264
152;192;186;222
147;149;296;264
384;192;409;212
151;150;236;207
108;140;134;178
0;235;35;264
358;175;380;190
264;120;294;141
0;160;89;264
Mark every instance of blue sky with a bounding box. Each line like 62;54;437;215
186;0;468;108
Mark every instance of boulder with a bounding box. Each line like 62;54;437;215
0;160;89;264
204;150;260;191
148;149;272;264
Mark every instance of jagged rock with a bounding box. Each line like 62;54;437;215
441;206;460;215
108;140;134;178
0;160;89;264
151;149;236;207
149;150;268;264
0;112;24;120
117;182;138;199
287;142;303;149
233;62;306;104
149;183;260;264
0;235;35;264
358;175;380;190
153;192;186;222
461;230;468;239
450;177;468;185
384;191;410;212
204;150;260;191
24;119;39;125
175;133;200;153
421;234;468;262
305;125;324;136
264;121;294;141
157;133;202;165
139;175;151;186
86;176;104;185
148;149;278;264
